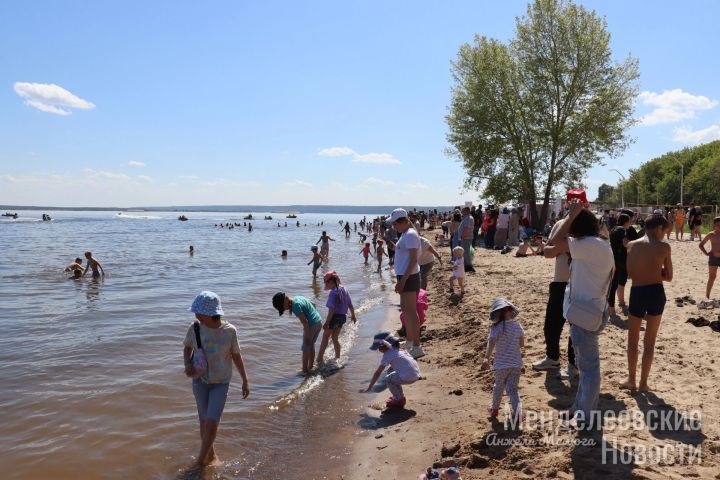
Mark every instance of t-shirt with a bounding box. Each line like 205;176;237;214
626;226;640;242
497;213;509;229
326;286;353;315
380;348;421;381
452;257;464;277
418;236;435;265
394;228;421;276
291;296;322;326
563;236;614;317
184;321;241;384
610;226;628;268
548;220;570;283
489;319;524;370
459;215;474;240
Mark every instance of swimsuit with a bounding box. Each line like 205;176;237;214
628;284;666;318
313;260;321;272
710;256;720;267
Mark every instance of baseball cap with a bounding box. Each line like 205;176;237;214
369;331;400;350
389;208;408;224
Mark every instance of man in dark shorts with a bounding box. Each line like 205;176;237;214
621;216;672;393
608;214;631;316
699;216;720;299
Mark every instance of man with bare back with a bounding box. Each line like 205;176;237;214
621;216;672;393
699;216;720;299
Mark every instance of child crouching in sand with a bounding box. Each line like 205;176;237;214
449;246;465;294
481;298;524;419
363;332;420;410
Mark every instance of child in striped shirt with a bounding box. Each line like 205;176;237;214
481;298;525;419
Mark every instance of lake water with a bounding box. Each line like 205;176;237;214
0;210;398;479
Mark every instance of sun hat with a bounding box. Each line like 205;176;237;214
189;291;224;317
566;188;589;208
323;270;340;289
489;297;519;322
369;331;400;350
272;292;287;316
389;208;408;224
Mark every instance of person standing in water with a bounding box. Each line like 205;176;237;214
316;231;335;259
82;251;105;278
343;222;351;238
317;271;357;363
272;292;323;374
183;291;250;469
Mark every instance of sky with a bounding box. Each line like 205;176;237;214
1;0;719;207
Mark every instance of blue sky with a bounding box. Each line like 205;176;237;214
1;0;719;207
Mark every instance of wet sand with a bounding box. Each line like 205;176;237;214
347;235;720;479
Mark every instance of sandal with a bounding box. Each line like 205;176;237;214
710;321;720;332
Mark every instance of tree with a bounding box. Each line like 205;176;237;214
596;183;615;203
446;0;639;228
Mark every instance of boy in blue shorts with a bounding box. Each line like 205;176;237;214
273;292;323;374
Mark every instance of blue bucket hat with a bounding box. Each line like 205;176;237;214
369;331;400;350
189;291;224;316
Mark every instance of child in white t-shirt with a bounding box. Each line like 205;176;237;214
481;298;525;419
449;246;465;294
363;332;421;410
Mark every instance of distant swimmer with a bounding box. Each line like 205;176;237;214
65;257;84;274
82;251;105;279
281;250;288;258
358;232;367;243
189;246;194;256
343;222;351;238
248;223;253;232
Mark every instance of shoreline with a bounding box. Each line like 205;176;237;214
342;234;720;479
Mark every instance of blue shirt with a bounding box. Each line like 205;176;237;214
291;296;322;326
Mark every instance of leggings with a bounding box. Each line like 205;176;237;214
491;367;521;412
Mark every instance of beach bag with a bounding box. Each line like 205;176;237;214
565;265;613;332
190;321;208;379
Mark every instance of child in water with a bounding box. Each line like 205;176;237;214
82;251;105;278
376;239;387;273
363;332;421;410
360;242;373;265
481;298;525;419
449;246;465;294
308;246;323;278
317;271;357;363
273;292;323;374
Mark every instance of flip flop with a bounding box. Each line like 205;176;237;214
687;317;710;327
709;321;720;332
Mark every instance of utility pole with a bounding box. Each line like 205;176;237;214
610;169;626;208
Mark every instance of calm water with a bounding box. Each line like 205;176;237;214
0;210;397;479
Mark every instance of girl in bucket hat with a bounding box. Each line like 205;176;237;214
183;291;250;468
480;298;525;419
316;271;358;364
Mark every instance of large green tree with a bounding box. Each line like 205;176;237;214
446;0;639;227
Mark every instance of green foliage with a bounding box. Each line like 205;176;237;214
446;0;639;227
596;183;615;203
612;140;720;207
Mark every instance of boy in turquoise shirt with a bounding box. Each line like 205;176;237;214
273;292;322;374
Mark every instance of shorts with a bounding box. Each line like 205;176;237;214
396;273;421;293
328;313;347;329
710;256;720;267
629;284;666;318
301;323;322;352
452;270;465;279
192;379;230;422
313;261;321;272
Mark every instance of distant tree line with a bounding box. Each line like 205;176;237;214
596;140;720;208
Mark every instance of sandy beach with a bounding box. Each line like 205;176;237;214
349;235;720;479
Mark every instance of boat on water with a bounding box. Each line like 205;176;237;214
286;214;297;219
2;212;18;219
244;214;254;220
264;216;273;220
42;214;52;221
178;215;189;221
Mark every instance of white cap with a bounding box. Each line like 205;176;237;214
389;208;408;224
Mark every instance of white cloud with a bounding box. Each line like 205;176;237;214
84;168;131;181
127;161;145;168
318;147;355;157
318;146;401;164
201;178;261;188
639;89;718;125
13;82;95;116
360;177;394;188
136;175;153;183
405;182;431;190
285;179;313;188
672;124;720;144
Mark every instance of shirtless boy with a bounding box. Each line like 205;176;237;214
699;216;720;299
82;251;105;278
622;216;672;393
65;257;84;273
